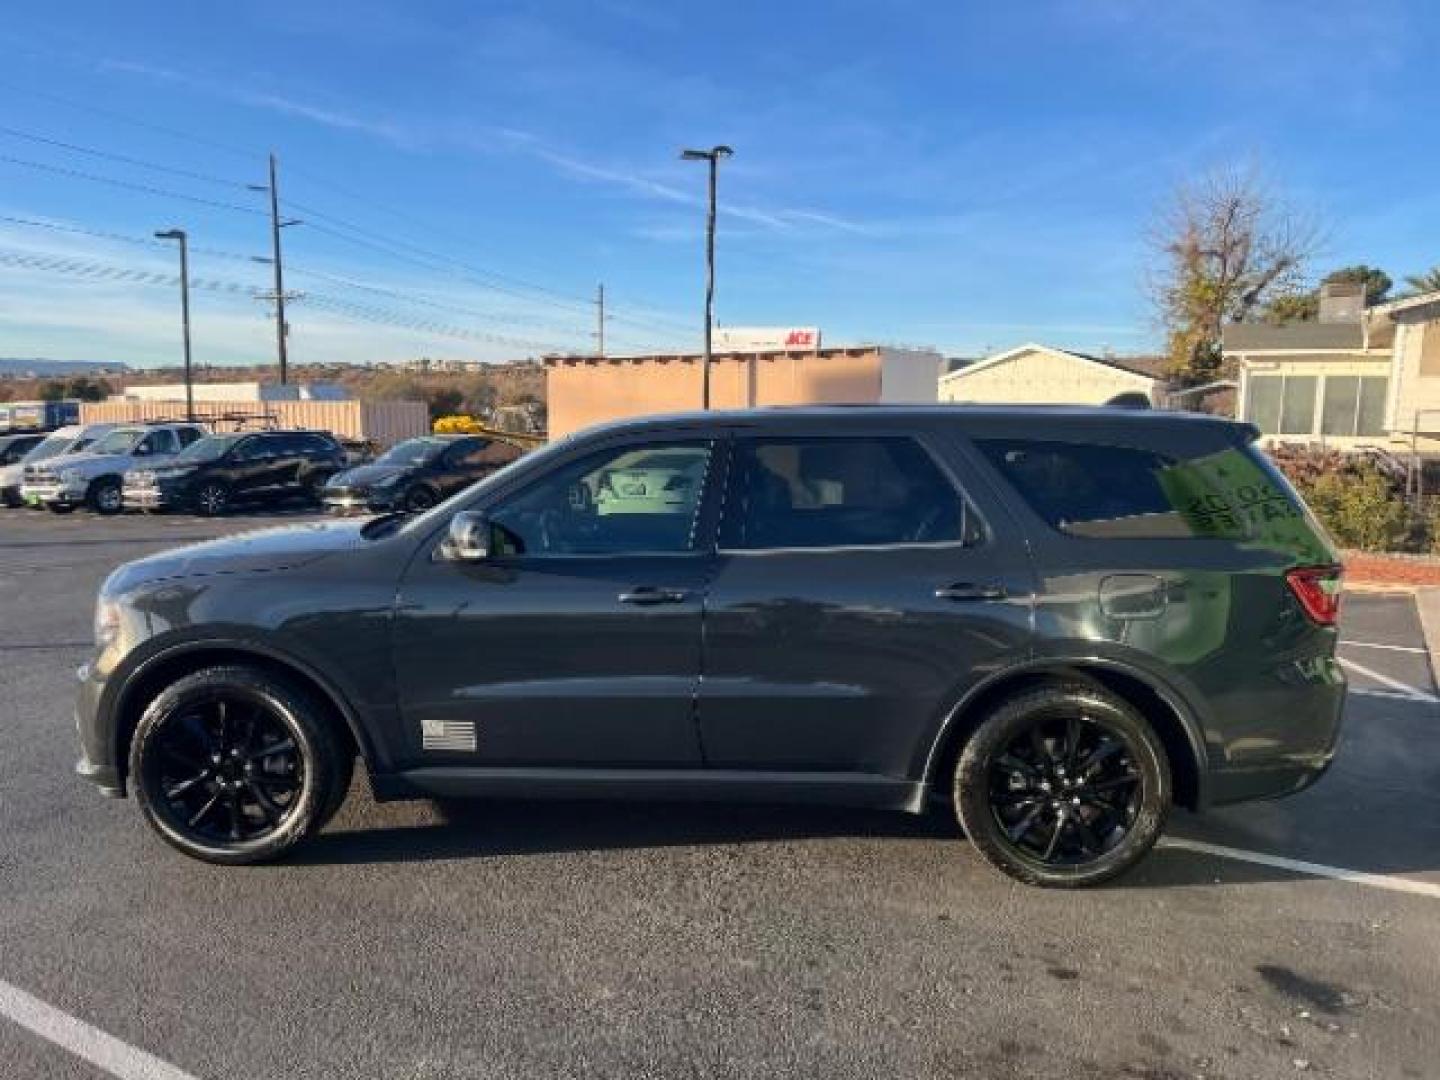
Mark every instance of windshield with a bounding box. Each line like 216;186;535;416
175;434;242;463
23;433;79;463
376;437;448;467
87;428;145;455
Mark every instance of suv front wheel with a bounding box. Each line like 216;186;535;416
129;665;349;864
87;477;123;515
954;683;1170;888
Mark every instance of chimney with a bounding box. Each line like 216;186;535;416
1318;281;1366;324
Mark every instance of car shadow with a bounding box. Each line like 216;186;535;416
293;798;961;866
290;798;1436;892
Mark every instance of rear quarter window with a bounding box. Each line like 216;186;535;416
973;436;1331;559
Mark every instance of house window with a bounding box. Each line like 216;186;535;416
1320;376;1388;437
1245;375;1283;433
1247;374;1321;435
1357;377;1387;435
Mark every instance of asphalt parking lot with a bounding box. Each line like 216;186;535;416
2;508;1438;1080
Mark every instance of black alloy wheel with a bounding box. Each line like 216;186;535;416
402;485;437;513
195;481;229;516
130;665;347;863
955;684;1169;887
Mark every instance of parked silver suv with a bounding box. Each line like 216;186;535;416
22;422;207;514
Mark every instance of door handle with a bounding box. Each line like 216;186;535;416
935;582;1007;602
618;586;688;605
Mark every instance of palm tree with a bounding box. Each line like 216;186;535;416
1403;267;1440;295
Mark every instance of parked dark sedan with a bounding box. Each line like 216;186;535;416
322;434;525;514
78;406;1345;886
123;429;346;515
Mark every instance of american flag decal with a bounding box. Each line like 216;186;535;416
421;718;477;752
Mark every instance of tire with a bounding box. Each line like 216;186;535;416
128;665;348;865
194;481;229;517
954;683;1170;888
87;477;124;515
1;491;19;509
402;485;438;513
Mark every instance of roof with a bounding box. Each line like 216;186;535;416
543;344;923;365
1371;289;1440;318
1222;322;1365;351
566;403;1243;442
937;343;1163;386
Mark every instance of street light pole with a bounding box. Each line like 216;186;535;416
154;229;194;421
680;145;733;409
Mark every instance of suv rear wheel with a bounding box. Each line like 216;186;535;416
129;665;348;864
954;683;1170;888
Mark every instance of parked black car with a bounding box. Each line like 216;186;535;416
123;429;346;515
322;434;525;514
78;406;1345;886
0;432;46;507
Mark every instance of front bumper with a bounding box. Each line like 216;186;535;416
75;659;124;797
21;482;85;507
123;484;182;510
324;490;395;514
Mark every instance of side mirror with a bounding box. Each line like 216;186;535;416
443;511;491;561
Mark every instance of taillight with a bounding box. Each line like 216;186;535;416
1285;565;1343;627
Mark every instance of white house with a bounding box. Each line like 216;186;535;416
937;344;1163;406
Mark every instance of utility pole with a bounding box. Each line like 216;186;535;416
250;153;301;385
595;283;606;358
154;229;194;421
680;145;733;409
266;153;290;384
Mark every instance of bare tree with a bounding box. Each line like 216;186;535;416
1150;169;1321;383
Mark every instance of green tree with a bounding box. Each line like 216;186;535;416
1263;264;1392;324
1404;267;1440;295
1151;169;1320;383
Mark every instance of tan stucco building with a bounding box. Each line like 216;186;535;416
544;345;942;438
938;344;1163;406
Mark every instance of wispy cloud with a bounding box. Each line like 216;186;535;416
97;56;869;236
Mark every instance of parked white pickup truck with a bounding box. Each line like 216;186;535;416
1;423;118;508
21;422;207;514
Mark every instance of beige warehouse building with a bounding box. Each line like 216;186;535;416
545;345;943;438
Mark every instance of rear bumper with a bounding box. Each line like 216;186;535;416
1202;663;1346;808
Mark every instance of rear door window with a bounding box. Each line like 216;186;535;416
720;436;970;550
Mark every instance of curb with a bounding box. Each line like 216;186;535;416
1414;587;1440;691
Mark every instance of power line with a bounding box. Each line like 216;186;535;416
0;214;260;262
0;154;267;216
0;100;697;337
0;213;611;338
0;124;250;189
0;245;575;352
0;78;257;160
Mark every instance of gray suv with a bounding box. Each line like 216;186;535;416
76;406;1344;886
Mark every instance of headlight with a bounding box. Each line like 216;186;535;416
60;468;85;484
371;474;402;488
93;599;120;649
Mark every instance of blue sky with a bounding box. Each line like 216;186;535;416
0;0;1436;368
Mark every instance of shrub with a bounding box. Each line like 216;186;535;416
1298;465;1409;552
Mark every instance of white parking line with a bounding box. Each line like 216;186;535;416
1350;687;1436;703
0;978;200;1080
1341;640;1428;655
1162;839;1440;900
1339;657;1439;703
